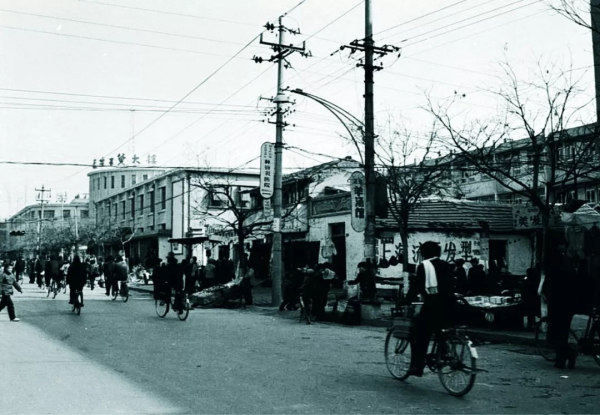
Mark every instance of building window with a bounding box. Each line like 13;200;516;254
139;194;144;213
131;197;135;218
132;175;136;185
143;174;148;181
81;210;89;219
121;201;126;219
586;189;597;203
97;178;100;191
121;175;125;188
160;186;166;210
43;210;55;219
63;210;71;219
100;207;104;218
111;176;115;189
107;203;111;218
103;176;107;189
114;203;118;219
208;188;228;208
149;190;155;213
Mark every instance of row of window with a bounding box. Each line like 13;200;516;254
24;209;89;219
100;187;166;220
95;173;150;191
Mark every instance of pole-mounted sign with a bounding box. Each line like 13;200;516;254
260;142;275;199
350;171;366;232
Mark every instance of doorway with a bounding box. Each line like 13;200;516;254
489;240;507;269
330;223;347;285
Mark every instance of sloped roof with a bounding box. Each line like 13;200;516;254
282;157;360;183
377;199;515;232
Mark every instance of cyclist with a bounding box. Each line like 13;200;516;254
113;256;128;295
166;253;185;314
400;241;456;377
67;256;87;308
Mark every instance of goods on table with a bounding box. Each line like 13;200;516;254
463;295;521;309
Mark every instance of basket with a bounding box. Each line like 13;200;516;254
391;317;414;339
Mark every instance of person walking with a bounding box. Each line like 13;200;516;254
88;258;100;290
36;255;46;289
28;258;35;284
103;256;116;297
204;253;217;289
67;256;87;307
44;255;55;289
15;255;25;285
452;259;468;295
1;262;23;322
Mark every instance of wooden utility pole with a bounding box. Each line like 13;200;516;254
592;0;600;122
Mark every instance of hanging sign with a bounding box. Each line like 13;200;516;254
350;171;366;232
260;142;275;198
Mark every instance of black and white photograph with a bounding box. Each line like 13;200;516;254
1;0;600;413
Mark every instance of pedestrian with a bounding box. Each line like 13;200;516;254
347;261;377;302
166;254;184;312
1;262;23;322
401;241;456;377
67;255;87;307
35;255;46;289
546;243;579;369
452;259;468;295
467;258;486;294
204;252;217;289
44;255;55;289
15;255;25;285
240;266;254;306
523;263;541;331
28;258;35;284
279;266;304;311
88;258;100;290
152;258;167;301
103;256;116;296
190;256;199;293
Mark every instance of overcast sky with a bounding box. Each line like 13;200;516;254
0;0;593;218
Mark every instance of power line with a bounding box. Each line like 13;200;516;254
304;0;364;41
0;87;268;108
400;0;542;49
374;0;470;37
0;8;263;48
77;0;259;27
0;25;253;59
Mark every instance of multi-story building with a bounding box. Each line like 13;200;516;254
92;168;259;267
5;195;91;258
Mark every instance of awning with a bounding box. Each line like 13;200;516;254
168;236;222;245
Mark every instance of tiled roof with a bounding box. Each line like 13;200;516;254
377;199;515;233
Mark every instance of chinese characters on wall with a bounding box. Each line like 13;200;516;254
92;153;158;169
350;171;366;232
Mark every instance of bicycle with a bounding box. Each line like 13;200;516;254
111;279;129;302
155;289;189;321
47;280;59;299
535;308;600;367
384;309;479;396
72;290;83;315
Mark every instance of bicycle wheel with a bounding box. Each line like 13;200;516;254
75;292;83;315
384;329;412;381
437;335;477;397
121;283;129;303
177;294;190;321
535;317;556;362
590;323;600;367
155;297;169;318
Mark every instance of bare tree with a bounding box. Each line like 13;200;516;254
376;120;457;272
546;0;598;33
428;59;599;277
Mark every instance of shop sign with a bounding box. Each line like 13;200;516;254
512;206;542;229
260;142;275;198
350;171;366;232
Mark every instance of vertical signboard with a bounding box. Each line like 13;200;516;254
260;142;275;199
350;171;366;232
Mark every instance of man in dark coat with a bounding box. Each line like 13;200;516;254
14;255;25;284
166;254;184;312
103;256;116;296
67;256;87;307
402;241;456;377
452;259;468;295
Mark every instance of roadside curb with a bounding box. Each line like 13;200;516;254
128;285;537;346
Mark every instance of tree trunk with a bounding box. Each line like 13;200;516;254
237;226;246;279
400;224;410;296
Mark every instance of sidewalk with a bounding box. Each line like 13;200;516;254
128;283;546;347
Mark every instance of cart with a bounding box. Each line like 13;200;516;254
457;295;524;326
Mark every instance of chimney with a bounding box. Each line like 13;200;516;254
592;0;600;122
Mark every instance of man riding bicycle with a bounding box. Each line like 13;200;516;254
401;241;457;377
165;253;185;314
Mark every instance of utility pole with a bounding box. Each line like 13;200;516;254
35;185;51;256
342;0;399;261
255;17;308;305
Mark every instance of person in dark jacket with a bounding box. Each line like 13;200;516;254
113;256;129;295
103;256;116;296
67;256;87;307
14;255;25;284
28;258;35;284
35;255;46;288
546;244;579;369
401;241;456;377
166;255;184;312
347;261;377;302
467;258;486;294
452;259;468;295
152;259;167;301
1;262;23;321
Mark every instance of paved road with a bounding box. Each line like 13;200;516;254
1;282;599;414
